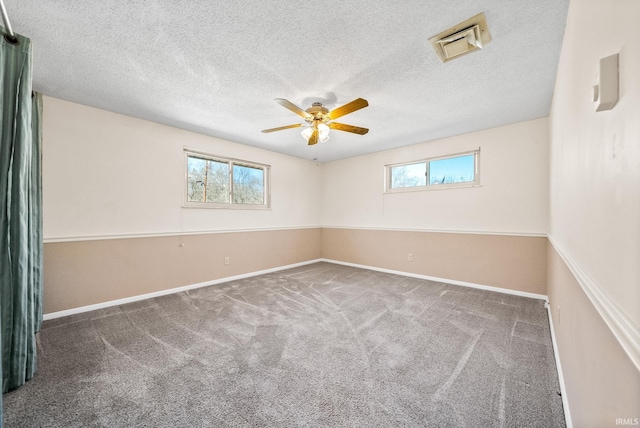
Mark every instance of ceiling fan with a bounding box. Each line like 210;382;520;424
262;98;369;145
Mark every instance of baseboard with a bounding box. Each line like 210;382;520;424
320;258;549;301
546;302;573;428
42;258;323;320
548;237;640;372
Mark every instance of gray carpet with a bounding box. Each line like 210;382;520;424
3;262;565;427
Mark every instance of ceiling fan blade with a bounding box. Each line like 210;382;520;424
329;122;369;135
274;98;312;119
307;129;319;145
327;98;369;120
261;123;304;133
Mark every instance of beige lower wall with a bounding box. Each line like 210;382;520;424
321;228;547;295
43;228;322;314
44;227;547;314
547;242;640;427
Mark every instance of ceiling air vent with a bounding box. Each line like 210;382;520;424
429;13;491;63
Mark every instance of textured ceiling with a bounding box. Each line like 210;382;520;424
4;1;569;162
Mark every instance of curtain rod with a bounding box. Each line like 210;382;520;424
0;0;18;43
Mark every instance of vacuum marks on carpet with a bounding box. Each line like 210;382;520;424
3;263;565;427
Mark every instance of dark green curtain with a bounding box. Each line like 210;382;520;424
0;29;43;426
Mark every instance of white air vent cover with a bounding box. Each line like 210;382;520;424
429;13;491;63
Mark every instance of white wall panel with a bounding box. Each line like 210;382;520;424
321;118;550;235
549;0;640;350
43;96;322;240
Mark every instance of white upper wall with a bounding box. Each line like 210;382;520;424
43;96;322;240
43;96;550;241
549;0;640;332
321;118;550;235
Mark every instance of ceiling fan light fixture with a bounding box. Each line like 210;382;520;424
301;123;330;143
301;127;313;141
318;123;330;142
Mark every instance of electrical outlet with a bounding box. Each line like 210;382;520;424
224;257;230;265
408;253;413;262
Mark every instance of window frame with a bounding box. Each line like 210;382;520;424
184;149;271;209
384;149;481;193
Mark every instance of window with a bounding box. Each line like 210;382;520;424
386;149;480;192
185;150;270;208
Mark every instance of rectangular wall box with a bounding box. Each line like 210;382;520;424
594;53;619;112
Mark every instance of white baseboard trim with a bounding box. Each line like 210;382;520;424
320;258;549;301
42;259;323;321
548;237;640;372
546;301;573;428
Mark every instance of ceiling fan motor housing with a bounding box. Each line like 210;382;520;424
305;102;329;122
